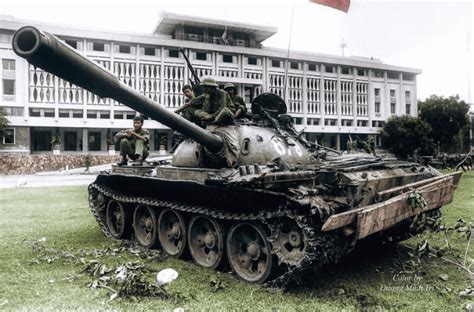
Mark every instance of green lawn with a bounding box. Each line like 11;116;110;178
0;171;472;311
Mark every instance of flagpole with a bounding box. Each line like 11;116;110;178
283;0;296;102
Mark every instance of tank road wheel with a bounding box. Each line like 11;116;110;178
188;216;225;269
133;205;159;248
272;219;307;266
106;200;131;239
158;209;187;257
227;223;274;284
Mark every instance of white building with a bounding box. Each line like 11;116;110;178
0;12;420;154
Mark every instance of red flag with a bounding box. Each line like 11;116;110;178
309;0;350;13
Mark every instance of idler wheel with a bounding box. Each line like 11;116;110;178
226;223;274;284
158;209;187;257
133;205;158;248
188;216;225;269
106;200;131;239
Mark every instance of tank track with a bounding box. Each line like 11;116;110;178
88;182;355;287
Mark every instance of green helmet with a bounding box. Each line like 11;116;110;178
223;82;236;90
200;77;218;87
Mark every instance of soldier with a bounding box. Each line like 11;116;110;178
223;83;247;118
175;84;204;125
115;115;150;166
194;77;236;125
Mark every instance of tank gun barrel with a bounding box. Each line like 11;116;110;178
12;26;224;152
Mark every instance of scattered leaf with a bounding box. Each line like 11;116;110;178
438;274;449;281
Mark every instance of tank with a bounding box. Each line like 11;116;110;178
13;26;463;285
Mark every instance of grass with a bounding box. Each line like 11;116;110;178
0;171;473;311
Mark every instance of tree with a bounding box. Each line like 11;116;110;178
418;95;469;152
0;107;8;138
380;115;434;159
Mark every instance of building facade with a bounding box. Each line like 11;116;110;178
0;12;420;154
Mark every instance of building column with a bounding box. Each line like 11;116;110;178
320;65;325;127
82;128;89;152
336;133;341;150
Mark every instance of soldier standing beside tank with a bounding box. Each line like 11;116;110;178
193;77;236;125
115;116;150;166
223;83;247;119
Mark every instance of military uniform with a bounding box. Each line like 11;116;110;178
194;88;236;125
223;82;247;118
117;128;150;160
233;95;247;117
181;94;205;124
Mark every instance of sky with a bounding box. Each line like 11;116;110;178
0;0;472;103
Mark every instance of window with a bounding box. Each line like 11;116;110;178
223;54;233;63
308;63;317;71
271;60;280;68
88;132;101;151
406;104;411;115
93;42;105;51
290;62;299;70
29;108;41;117
3;107;23;116
294;117;303;125
72;110;83;118
99;111;110;119
87;110;98;119
2;79;15;95
402;74;414;81
341;67;351;75
247;57;257;65
64;131;78;151
307;118;320;125
341;119;353;126
144;47;156;56
357;120;368;127
59;109;70;118
391;103;396;114
387;72;399;80
65;40;77;49
372;121;385;128
168;49;179;58
405;91;411;102
44;109;55;118
114;111;124;119
390;89;396;98
374;88;381;114
126;112;136;119
324;119;337;126
372;70;383;78
325;65;334;73
2;59;15;70
119;45;131;54
357;69;367;76
3;128;14;144
196;52;207;61
32;130;52;151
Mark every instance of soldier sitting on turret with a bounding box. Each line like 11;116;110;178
175;84;205;125
193;77;236;126
115;115;150;166
223;83;247;119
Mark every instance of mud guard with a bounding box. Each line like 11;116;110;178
321;172;462;239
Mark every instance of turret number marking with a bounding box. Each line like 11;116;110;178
271;137;303;157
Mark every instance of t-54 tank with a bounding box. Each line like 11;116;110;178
12;26;462;285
